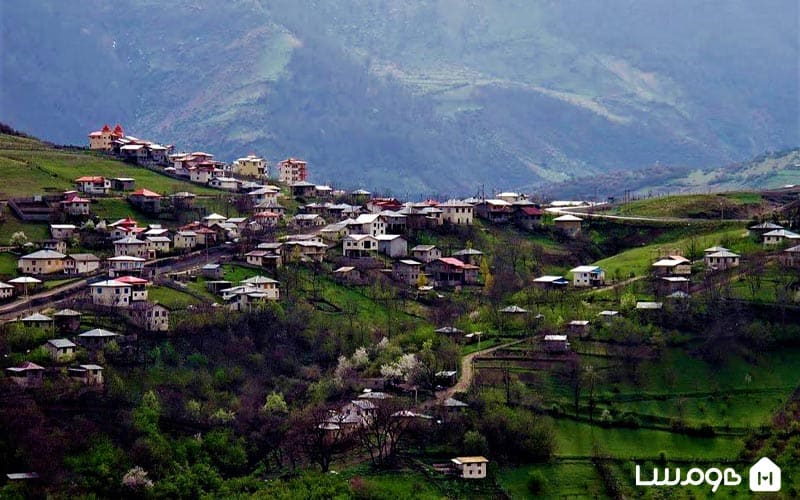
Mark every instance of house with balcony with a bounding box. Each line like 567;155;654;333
114;236;149;258
107;256;146;277
426;257;479;287
75;176;111;195
569;265;605;287
343;234;378;258
392;259;424;285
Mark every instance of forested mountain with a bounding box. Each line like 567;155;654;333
2;1;797;194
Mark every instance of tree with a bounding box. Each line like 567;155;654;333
9;231;27;248
294;405;348;473
356;398;418;467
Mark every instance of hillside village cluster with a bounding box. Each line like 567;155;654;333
2;125;800;482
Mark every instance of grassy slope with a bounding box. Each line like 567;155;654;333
594;226;752;277
609;192;767;219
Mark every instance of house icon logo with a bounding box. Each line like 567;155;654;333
750;457;781;492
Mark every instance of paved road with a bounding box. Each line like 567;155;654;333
437;339;525;400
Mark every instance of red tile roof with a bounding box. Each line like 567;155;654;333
75;176;105;183
131;188;162;198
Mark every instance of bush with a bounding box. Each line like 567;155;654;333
527;470;546;494
463;430;489;456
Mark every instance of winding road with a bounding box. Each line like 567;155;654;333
437;339;525;399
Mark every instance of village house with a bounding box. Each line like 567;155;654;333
378;211;407;234
64;253;100;275
114;236;149;258
349;213;387;237
245;250;282;269
366;198;403;213
221;284;279;312
314;185;333;198
130;302;170;331
497;192;525;203
782;245;800;267
290;180;317;198
41;239;68;254
392;259;423;285
543;334;569;352
18;249;66;275
277;158;308;183
107;255;146;277
90;279;134;307
290;213;326;229
319;221;350;242
50;224;78;240
376;234;408;258
333;266;363;285
343;234;378;258
173;231;198;251
703;248;740;270
128;188;162;213
533;275;569;290
570;265;605;287
116;276;149;301
21;313;53;330
659;276;690;296
45;338;77;362
68;364;104;386
53;309;82;333
411;245;442;263
439;200;474;225
553;214;583;237
111;177;136;191
60;193;91;216
253;211;281;229
88;124;124;150
77;328;121;349
5;361;45;388
231;154;267;178
108;217;142;240
162;195;191;215
513;205;543;229
145;236;171;257
75;176;111;195
598;310;619;324
247;186;280;206
763;229;800;246
281;240;328;263
651;256;692;276
426;257;479;287
201;263;223;280
474;199;513;223
749;221;784;237
0;282;15;300
420;206;443;225
209;176;240;191
452;248;483;266
567;320;590;337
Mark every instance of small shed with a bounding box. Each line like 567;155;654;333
6;361;45;388
20;313;53;330
597;310;619;324
567;320;590;337
333;266;363;285
53;308;82;333
201;263;223;280
45;338;77;362
543;334;569;352
77;328;120;349
68;364;104;386
451;456;489;479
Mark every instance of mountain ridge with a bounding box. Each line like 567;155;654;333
2;0;797;194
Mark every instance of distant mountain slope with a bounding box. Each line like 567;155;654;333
541;148;800;200
1;1;798;195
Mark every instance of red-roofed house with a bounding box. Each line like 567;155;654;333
426;257;480;287
514;205;543;229
6;361;45;388
75;176;111;195
60;193;91;216
88;124;124;150
128;188;162;213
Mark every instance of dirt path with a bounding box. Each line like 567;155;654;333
437;339;525;400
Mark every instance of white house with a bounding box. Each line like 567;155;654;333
704;249;740;270
75;176;111;195
451;456;489;479
64;254;100;275
107;256;146;277
569;265;605;287
439;200;474;225
349;214;386;237
50;224;78;240
376;234;408;258
114;236;149;258
411;245;442;263
763;229;800;246
343;234;378;258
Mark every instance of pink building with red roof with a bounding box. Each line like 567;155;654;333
426;257;480;287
